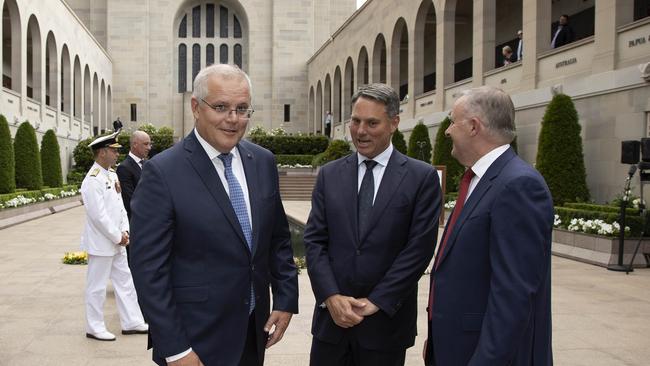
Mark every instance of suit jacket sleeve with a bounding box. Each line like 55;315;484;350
116;161;135;216
468;175;553;365
367;167;441;317
304;169;342;304
129;160;192;358
268;160;299;313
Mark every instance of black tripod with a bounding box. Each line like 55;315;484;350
626;162;650;273
608;165;636;272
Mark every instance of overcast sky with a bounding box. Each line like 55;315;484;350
357;0;366;9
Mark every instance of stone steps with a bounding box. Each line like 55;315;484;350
279;174;316;201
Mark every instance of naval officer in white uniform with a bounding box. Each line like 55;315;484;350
81;131;148;341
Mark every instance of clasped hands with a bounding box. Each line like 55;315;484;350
324;294;379;328
118;231;129;247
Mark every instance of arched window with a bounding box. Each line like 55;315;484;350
192;44;201;83
178;44;187;92
234;44;242;68
175;2;248;93
207;44;215;66
220;44;228;64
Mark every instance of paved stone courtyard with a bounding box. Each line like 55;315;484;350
1;204;649;365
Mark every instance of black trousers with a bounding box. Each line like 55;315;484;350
310;336;406;366
239;313;261;366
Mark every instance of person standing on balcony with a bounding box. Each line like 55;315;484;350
551;14;575;49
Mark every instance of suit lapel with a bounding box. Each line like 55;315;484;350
359;150;407;244
436;148;517;268
237;142;260;256
341;154;360;246
183;133;249;252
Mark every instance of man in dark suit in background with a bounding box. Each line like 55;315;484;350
116;130;151;263
117;130;151;218
130;64;299;366
305;83;441;366
551;14;575;48
424;86;554;365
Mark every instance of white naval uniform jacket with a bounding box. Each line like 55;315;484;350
80;162;129;256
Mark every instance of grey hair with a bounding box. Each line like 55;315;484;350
130;130;149;147
192;64;253;102
459;86;516;143
351;83;400;119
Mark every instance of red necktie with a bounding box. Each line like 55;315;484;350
428;168;474;320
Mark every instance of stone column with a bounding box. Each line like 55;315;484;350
520;0;551;90
593;0;631;73
472;0;496;87
435;5;455;110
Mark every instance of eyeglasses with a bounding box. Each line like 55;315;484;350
200;98;255;119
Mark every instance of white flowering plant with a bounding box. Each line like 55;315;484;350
0;187;80;210
277;163;313;169
444;200;456;209
564;218;630;237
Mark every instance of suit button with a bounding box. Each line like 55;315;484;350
244;299;250;305
251;264;255;272
356;249;361;256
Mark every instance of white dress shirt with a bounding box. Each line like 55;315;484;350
357;144;393;205
465;144;510;202
128;151;144;168
166;129;253;363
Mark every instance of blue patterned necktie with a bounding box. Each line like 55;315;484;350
218;153;255;313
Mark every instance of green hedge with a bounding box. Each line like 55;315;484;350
392;128;407;154
41;129;63;188
445;192;459;204
276;154;314;166
563;202;638;216
536;94;589;205
432;117;464;192
0;114;15;193
312;140;351;167
554;207;644;237
14;122;42;190
0;185;78;204
407;122;432;163
250;135;329;155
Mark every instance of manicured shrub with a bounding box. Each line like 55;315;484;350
276;154;315;166
72;136;96;173
554;207;643;237
14;122;42;190
392;128;407;154
536;94;589;205
312;140;351;167
432;117;464;192
250;134;329;155
407;122;432;163
41;129;63;188
0;115;15;193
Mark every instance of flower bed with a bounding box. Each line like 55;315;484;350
0;186;79;209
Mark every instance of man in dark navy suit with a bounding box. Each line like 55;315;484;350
424;86;554;365
305;83;442;366
116;130;151;219
130;64;298;366
116;130;150;263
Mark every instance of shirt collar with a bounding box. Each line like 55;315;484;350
470;144;510;179
357;143;393;168
193;128;241;162
128;152;142;164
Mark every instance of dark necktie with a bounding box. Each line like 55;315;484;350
358;160;378;238
218;153;255;313
428;168;475;319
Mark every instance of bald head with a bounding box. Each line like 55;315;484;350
130;130;152;159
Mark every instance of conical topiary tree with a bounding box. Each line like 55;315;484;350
41;129;63;188
432;117;464;192
392;128;407;154
14;121;42;190
0;115;15;193
407;122;432;163
536;94;589;205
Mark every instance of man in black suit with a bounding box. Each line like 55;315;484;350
551;14;575;49
117;130;151;219
304;83;441;366
117;130;151;263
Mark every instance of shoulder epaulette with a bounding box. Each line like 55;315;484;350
90;168;100;177
109;168;115;173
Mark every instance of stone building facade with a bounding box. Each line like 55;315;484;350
307;0;650;202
